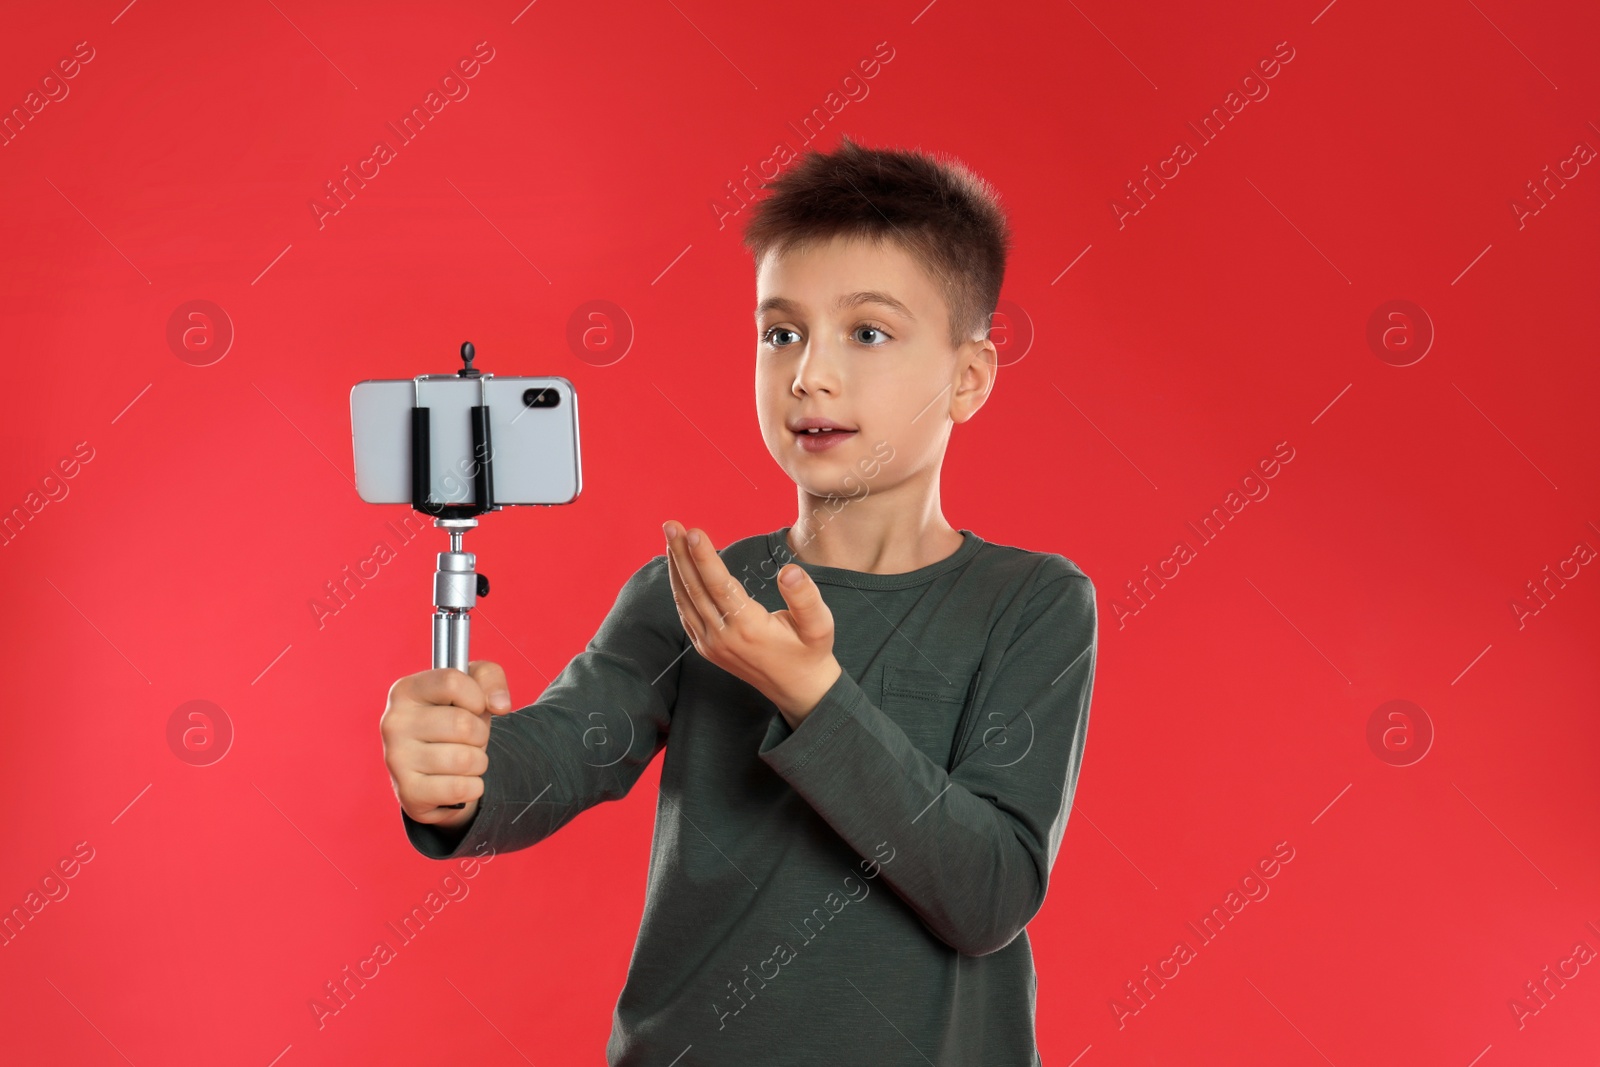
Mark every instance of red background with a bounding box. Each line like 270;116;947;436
2;1;1597;1064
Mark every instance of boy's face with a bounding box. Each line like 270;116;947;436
754;234;995;502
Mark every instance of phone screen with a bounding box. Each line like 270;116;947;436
350;376;582;507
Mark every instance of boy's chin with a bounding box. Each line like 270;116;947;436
787;475;863;500
767;447;872;498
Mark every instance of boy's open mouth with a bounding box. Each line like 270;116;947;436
792;427;857;453
787;417;858;453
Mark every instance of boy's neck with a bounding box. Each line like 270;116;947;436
786;504;965;575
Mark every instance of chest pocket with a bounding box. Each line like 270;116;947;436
880;665;981;772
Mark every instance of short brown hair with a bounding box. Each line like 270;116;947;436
740;134;1012;350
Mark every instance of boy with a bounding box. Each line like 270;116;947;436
380;134;1098;1064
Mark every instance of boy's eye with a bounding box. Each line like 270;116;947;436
760;324;893;348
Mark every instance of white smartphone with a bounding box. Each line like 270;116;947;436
350;375;582;507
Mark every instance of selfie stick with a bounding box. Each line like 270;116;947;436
413;342;498;674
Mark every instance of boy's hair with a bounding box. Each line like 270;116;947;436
740;134;1012;351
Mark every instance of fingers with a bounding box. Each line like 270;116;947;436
392;726;488;820
410;705;491;747
405;667;489;716
776;564;834;645
684;526;752;622
383;667;499;825
664;521;747;629
664;520;713;641
411;740;490;778
468;660;513;713
398;768;485;818
665;544;706;649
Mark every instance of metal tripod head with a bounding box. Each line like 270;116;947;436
431;516;489;672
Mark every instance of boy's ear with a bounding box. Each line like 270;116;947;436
950;338;997;424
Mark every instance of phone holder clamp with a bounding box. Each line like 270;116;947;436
413;341;499;674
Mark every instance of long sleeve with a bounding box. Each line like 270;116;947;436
756;568;1097;956
403;553;687;861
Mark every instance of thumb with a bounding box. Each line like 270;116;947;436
467;659;513;714
777;564;832;643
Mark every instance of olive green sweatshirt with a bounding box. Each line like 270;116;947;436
402;525;1098;1065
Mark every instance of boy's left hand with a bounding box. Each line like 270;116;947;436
662;520;842;728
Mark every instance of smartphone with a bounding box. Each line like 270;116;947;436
350;375;582;507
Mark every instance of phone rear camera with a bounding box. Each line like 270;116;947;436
522;388;561;409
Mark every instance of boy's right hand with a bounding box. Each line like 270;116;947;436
380;660;515;830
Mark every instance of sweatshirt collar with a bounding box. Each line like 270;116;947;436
765;527;984;590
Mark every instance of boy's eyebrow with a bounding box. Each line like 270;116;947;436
755;291;917;322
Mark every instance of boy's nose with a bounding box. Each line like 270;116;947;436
792;348;841;396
